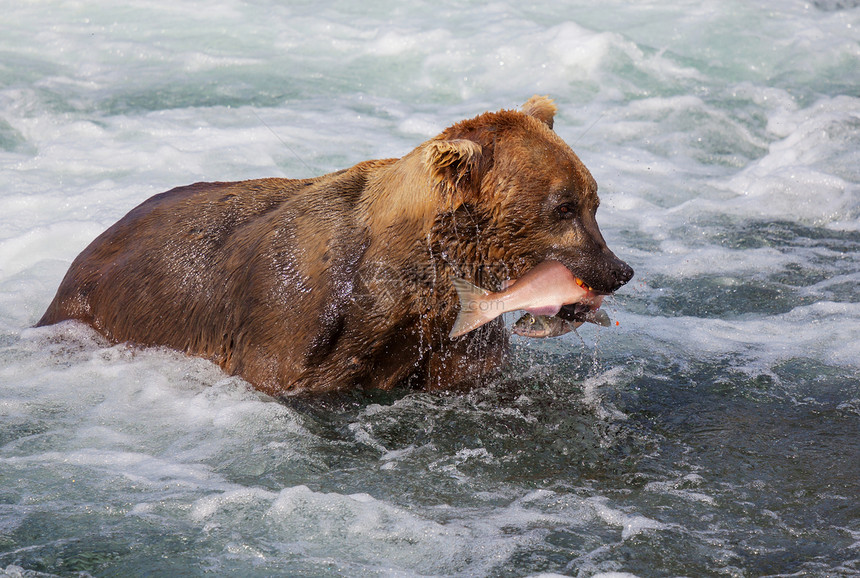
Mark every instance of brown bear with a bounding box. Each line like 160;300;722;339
37;96;633;396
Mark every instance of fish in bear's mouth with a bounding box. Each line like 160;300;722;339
448;260;611;339
558;276;607;323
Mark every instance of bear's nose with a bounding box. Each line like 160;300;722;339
609;260;634;292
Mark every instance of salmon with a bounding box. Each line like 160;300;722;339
448;260;602;338
512;307;611;338
511;313;579;338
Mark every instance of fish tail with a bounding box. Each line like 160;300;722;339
448;277;492;339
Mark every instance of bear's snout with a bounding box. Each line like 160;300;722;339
608;257;634;293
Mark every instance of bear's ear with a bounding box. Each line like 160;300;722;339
424;138;483;200
521;95;557;129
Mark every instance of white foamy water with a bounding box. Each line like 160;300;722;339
1;1;859;576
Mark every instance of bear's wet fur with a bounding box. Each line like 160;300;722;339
38;96;633;395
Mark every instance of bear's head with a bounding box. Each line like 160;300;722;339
423;95;633;296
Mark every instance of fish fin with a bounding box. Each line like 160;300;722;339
448;277;491;339
585;309;611;327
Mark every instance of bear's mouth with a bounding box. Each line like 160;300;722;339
558;275;607;325
556;301;601;324
573;274;615;297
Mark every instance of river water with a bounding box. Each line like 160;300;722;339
1;1;859;576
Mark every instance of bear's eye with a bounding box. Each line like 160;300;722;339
555;202;576;219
